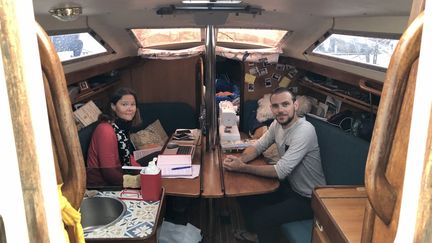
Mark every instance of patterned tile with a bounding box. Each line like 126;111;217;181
84;190;160;239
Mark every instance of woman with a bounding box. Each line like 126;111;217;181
86;87;141;187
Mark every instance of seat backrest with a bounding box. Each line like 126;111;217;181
136;102;198;135
78;122;98;165
240;100;259;134
306;115;370;185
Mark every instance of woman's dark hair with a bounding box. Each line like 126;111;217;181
99;87;140;124
109;87;137;106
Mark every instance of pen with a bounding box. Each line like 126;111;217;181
171;166;192;170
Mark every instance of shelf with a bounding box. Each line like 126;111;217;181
299;80;378;113
65;57;139;86
72;82;117;104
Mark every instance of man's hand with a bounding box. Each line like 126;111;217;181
223;155;246;172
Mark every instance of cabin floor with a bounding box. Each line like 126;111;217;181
164;196;288;243
164;197;245;243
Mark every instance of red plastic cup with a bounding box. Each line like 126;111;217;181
140;171;162;201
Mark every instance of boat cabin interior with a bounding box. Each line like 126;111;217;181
1;0;431;242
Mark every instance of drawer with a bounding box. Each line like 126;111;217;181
312;219;331;243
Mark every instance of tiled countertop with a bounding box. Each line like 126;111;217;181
84;190;160;239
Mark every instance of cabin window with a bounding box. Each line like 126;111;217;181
131;28;288;49
49;30;112;63
131;28;202;48
217;28;288;48
308;32;399;70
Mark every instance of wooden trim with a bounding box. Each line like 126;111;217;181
37;22;87;210
364;12;423;225
359;79;382;96
0;1;49;241
65;56;140;85
201;138;224;198
278;56;383;89
408;0;425;25
0;215;5;243
298;79;378;113
413;108;432;242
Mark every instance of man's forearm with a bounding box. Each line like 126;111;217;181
243;164;279;178
240;146;259;163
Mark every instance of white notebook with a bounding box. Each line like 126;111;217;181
157;154;192;176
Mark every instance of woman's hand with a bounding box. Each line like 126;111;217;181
223;155;246;172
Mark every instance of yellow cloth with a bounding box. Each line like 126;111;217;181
58;185;85;243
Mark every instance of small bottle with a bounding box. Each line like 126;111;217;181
145;158;160;175
140;157;162;201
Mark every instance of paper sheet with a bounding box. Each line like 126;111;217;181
160;165;193;176
244;73;256;84
279;76;292;88
162;165;200;179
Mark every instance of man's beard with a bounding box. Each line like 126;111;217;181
276;113;294;127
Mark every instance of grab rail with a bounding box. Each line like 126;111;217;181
359;79;382;96
36;23;86;210
365;12;423;224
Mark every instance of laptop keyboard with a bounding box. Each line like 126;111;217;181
177;146;192;155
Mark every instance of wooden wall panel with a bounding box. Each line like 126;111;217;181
243;62;288;102
128;57;200;110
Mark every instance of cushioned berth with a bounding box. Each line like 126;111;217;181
241;100;370;242
280;114;370;242
78;102;198;164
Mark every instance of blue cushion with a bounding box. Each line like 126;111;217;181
306;115;369;185
280;220;313;243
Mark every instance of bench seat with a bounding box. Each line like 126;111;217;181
280;115;370;242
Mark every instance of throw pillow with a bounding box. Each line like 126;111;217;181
146;119;169;142
256;94;274;122
130;120;168;149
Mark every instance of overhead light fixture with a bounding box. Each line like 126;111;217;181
157;4;262;16
49;6;82;21
182;0;242;4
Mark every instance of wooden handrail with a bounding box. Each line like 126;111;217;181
359;79;382;96
365;12;423;225
36;23;86;210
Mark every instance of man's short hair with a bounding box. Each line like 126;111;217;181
270;87;295;102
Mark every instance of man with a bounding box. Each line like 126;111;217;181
223;87;326;243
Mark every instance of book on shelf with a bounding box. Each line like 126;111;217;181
73;100;101;127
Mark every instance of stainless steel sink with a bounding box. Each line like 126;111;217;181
81;196;126;233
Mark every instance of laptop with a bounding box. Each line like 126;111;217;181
162;142;196;158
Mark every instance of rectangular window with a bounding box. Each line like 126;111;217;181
130;28;289;49
49;30;111;63
131;28;202;48
217;28;288;48
309;32;399;70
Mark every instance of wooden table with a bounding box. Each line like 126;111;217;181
201;139;224;198
161;149;202;197
161;135;280;242
222;151;280;197
161;137;203;197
